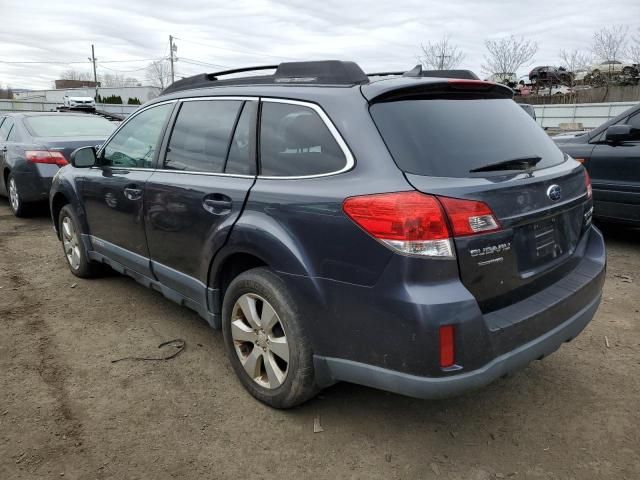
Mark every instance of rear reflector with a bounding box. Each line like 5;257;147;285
584;169;592;199
438;196;500;236
342;191;454;257
25;150;68;166
439;325;455;368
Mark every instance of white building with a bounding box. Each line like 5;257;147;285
15;86;161;105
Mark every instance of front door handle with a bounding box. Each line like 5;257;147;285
124;186;143;201
203;194;232;215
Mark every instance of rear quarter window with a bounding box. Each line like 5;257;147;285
259;102;347;177
370;98;565;177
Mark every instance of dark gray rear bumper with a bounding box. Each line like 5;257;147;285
314;291;600;399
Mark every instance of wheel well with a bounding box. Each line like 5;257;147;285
215;253;267;312
51;192;70;237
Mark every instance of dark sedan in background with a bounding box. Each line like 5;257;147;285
554;103;640;226
0;112;115;216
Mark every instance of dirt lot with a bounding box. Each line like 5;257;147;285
0;198;638;480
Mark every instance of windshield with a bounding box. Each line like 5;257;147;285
25;115;115;138
370;98;565;177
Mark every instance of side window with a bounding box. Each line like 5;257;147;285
225;101;257;175
0;118;14;141
259;102;347;177
164;100;242;173
102;103;172;168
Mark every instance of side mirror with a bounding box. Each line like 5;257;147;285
605;124;633;143
70;146;97;168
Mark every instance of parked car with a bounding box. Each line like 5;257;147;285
0;112;115;216
62;94;97;111
50;61;605;408
589;60;638;76
529;66;573;85
487;72;517;87
536;84;573;96
554;103;640;225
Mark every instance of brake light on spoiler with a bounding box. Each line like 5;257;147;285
342;191;500;258
25;150;68;166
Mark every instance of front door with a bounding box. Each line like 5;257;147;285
80;102;175;276
589;111;640;223
144;98;258;305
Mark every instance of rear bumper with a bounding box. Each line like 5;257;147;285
307;225;606;399
12;165;56;202
314;292;600;399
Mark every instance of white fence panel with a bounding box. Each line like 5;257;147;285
534;101;638;129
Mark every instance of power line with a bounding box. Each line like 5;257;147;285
0;58;163;65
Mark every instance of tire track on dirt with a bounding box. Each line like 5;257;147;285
0;220;98;476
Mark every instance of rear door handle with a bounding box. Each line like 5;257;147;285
124;186;143;201
203;194;232;215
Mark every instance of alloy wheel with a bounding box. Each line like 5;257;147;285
8;177;19;212
230;293;290;389
61;216;81;270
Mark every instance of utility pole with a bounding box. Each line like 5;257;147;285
436;54;450;70
169;35;176;84
89;44;98;101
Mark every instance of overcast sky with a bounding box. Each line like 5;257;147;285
1;0;639;89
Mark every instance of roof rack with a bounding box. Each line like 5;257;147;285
367;64;480;80
161;61;481;95
162;60;369;94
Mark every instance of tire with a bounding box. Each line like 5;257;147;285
622;66;634;75
7;173;29;218
222;267;318;408
58;204;103;278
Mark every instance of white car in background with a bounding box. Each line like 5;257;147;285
536;84;572;96
62;95;96;111
589;60;638;75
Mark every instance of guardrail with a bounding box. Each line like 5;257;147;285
533;101;638;129
0;99;139;117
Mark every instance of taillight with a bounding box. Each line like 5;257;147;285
25;150;68;166
342;191;502;257
584;169;592;199
342;191;454;257
438;196;500;237
439;325;455;368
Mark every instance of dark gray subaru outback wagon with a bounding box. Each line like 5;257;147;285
50;61;605;408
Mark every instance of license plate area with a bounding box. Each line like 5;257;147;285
515;207;582;274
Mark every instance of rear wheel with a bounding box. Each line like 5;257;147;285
58;205;104;278
622;66;634;75
7;173;29;217
222;267;318;408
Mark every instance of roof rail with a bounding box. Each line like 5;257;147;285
367;65;480;80
162;60;369;95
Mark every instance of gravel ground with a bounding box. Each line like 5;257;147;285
1;198;639;480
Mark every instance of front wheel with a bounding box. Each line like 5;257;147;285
58;205;104;278
222;267;318;408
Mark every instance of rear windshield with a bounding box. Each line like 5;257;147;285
370;99;565;177
25;115;115;138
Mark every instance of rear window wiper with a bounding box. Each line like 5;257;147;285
469;156;542;173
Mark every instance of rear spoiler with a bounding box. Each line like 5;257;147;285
362;78;514;103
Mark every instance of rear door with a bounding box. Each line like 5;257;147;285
0;116;10;193
80;102;175;276
144;97;257;304
588;110;640;223
369;91;592;312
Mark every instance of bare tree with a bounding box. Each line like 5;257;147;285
99;73;140;87
559;49;593;86
591;25;629;63
482;36;538;80
629;29;640;65
145;60;171;89
60;69;93;81
419;36;465;70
